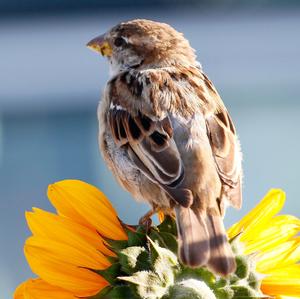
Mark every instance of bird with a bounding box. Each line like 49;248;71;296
87;19;242;276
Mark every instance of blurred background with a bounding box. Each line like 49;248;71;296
1;0;300;297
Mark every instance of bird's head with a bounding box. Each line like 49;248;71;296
87;19;197;76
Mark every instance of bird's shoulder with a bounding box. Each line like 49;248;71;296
105;66;224;119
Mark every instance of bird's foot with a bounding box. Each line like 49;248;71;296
138;208;158;231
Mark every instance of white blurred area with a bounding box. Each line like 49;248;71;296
0;7;300;298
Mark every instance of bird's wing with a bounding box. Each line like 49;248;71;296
108;104;193;208
203;74;242;210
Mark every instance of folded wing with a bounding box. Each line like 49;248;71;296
206;108;242;210
108;105;193;208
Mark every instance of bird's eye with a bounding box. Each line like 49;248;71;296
114;37;127;47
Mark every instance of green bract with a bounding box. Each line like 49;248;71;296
90;217;265;299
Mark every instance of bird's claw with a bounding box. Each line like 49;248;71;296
138;208;157;231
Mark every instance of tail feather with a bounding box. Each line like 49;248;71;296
206;214;236;276
175;206;236;276
175;206;210;267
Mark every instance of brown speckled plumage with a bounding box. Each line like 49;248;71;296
89;19;242;276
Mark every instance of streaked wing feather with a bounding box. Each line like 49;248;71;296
206;109;242;209
108;106;193;207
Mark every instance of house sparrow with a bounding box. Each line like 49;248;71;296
87;19;242;276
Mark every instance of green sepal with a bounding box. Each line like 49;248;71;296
229;234;243;255
88;286;111;299
127;226;147;247
235;255;250;279
153;255;175;286
118;246;151;274
149;230;178;254
214;277;228;289
229;274;239;285
106;239;128;251
117;238;179;298
157;216;177;236
147;236;178;270
118;270;168;299
231;285;262;298
169;279;217;299
88;286;112;299
95;262;121;284
168;285;211;299
177;267;216;287
247;272;261;291
213;287;234;299
106;256;119;264
98;285;136;299
105;226;146;252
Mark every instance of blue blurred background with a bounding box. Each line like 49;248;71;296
1;1;300;297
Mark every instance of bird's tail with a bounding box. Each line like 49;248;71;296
175;206;236;276
175;206;210;267
206;213;236;276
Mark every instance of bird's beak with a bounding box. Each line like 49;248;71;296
86;34;112;57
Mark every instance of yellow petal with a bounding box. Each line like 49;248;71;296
243;215;300;254
61;180;116;212
25;236;110;270
256;237;300;273
26;208;115;257
277;296;300;299
14;278;77;299
261;265;300;297
24;238;108;297
228;189;285;239
157;211;165;223
47;180;127;240
14;280;26;299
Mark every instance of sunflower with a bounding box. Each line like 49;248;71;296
14;182;300;299
228;189;300;299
